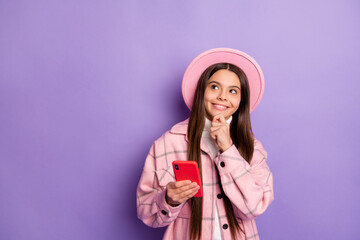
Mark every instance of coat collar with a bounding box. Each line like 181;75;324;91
169;118;189;135
169;118;211;155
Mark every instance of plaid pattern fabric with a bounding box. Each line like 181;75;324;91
137;119;274;240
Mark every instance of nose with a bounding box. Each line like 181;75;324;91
217;90;227;101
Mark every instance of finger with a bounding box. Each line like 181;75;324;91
177;186;201;202
218;114;226;123
212;114;222;123
176;182;198;193
210;129;224;140
211;128;230;138
210;126;222;132
177;185;200;202
212;114;226;123
179;184;199;197
173;180;192;188
211;121;224;127
171;184;199;202
170;182;197;197
210;132;217;140
211;127;227;136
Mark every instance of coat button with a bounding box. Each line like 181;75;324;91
220;161;225;167
161;210;167;215
223;224;228;229
217;193;223;199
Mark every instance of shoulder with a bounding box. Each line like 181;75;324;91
169;118;189;135
254;138;266;152
252;138;268;164
152;118;189;146
148;119;189;167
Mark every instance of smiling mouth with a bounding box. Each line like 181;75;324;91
212;103;229;111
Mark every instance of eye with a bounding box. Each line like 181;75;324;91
230;89;237;94
210;84;219;90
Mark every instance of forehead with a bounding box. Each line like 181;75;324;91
208;69;240;86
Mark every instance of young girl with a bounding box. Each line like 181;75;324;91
137;48;274;240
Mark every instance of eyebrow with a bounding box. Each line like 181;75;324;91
208;80;241;90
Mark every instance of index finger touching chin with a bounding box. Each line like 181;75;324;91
213;114;226;123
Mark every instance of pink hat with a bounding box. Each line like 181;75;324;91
182;48;265;113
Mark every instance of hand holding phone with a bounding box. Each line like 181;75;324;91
165;180;200;207
165;161;203;207
172;161;203;198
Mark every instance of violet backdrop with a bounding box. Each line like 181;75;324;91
1;0;359;239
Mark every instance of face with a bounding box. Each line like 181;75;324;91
204;69;241;120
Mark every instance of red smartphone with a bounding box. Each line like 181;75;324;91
172;161;203;197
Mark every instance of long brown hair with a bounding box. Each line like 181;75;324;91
187;63;254;240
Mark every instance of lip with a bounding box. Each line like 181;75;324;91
212;103;229;111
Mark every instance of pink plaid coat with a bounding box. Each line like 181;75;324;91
137;119;274;239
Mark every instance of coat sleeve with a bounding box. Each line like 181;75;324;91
215;139;274;220
136;141;185;228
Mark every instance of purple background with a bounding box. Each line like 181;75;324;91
1;0;359;239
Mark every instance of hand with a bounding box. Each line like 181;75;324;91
210;114;233;152
166;180;200;207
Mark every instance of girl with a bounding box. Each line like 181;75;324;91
137;48;274;240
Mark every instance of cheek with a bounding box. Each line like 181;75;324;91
204;90;214;103
232;96;241;108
